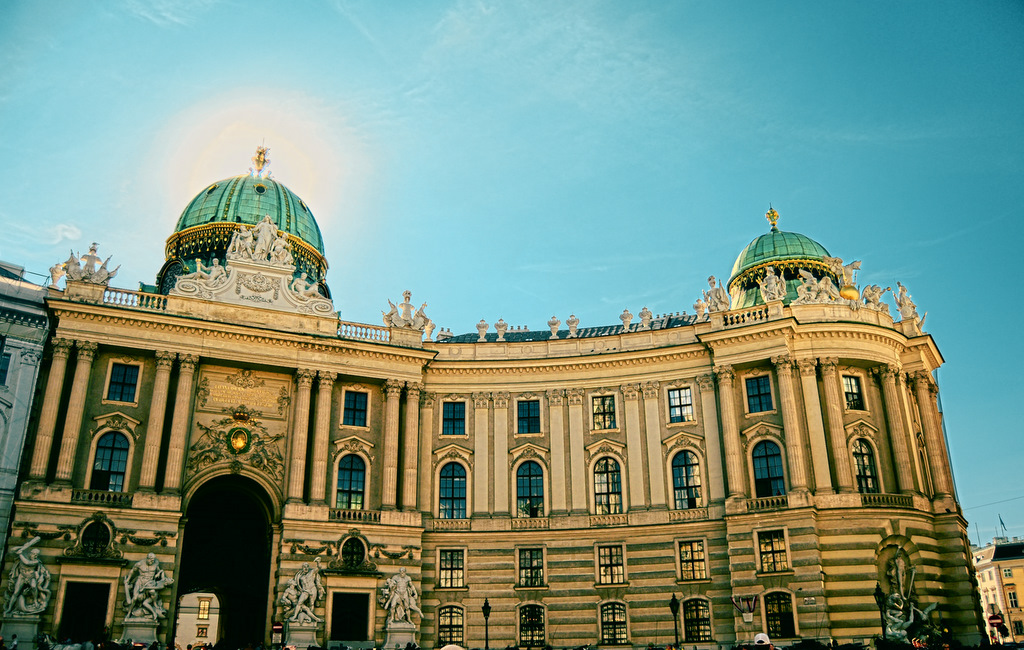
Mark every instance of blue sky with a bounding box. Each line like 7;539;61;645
1;0;1021;542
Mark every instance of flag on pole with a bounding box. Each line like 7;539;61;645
1000;514;1007;532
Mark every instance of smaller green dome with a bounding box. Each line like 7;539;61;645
729;229;830;283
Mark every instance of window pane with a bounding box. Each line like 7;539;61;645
439;549;464;588
519;605;545;647
516;461;544;518
683;599;712;642
336;455;366;509
438;606;464;646
672;451;702;509
753;441;785;497
668;387;694;423
746;376;773;412
519;548;544;587
518;400;541;433
594;458;622;514
679;540;707;581
600;603;628;645
592;395;616;430
598;545;625;584
91;432;129;491
439;463;467;519
107;363;139;402
442;402;466;435
843;375;864;410
343;391;368;427
758;530;788;573
852;439;879;494
765;592;795;638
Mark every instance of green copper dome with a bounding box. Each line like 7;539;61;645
727;209;837;309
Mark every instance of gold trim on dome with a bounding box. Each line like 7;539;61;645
728;258;836;292
164;224;329;276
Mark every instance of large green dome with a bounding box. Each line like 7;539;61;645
727;209;837;309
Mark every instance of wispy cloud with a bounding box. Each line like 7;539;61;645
121;0;215;27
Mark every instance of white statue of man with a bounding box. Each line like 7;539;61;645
252;214;278;261
703;276;730;312
894;281;918;320
758;266;787;302
382;567;422;625
282;558;324;624
123;552;174;621
228;226;255;259
3;537;50;616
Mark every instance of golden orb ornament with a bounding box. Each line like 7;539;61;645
840;285;860;301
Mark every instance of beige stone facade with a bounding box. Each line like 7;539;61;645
973;538;1024;643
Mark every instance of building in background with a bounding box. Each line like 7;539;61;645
974;537;1024;643
0;152;979;647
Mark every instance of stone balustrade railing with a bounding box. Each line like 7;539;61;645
329;508;382;523
511;517;550;530
432;518;471;531
861;493;914;509
104;288;168;311
668;507;709;522
590;513;629;527
747;495;788;511
338;322;390;343
71;488;134;507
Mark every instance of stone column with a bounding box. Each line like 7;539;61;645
697;375;726;502
820;359;854;493
29;338;73;480
714;366;745;498
54;341;98;484
472;392;490;515
309;371;335;505
566;388;588;513
622;384;647;509
492;392;510;516
914;372;953;498
641;381;667;508
138;351;176;491
875;365;915;494
417;392;436;512
547;389;568;514
287;369;315;503
163;354;197;493
380;379;403;509
771;356;809;493
401;382;422;510
796;358;833;494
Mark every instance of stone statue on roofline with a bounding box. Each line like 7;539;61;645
893;281;919;320
758;266;787;303
383;290;433;332
52;242;120;287
703;275;730;312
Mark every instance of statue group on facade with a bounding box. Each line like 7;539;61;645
3;537;51;617
881;553;938;642
383;290;434;338
228;215;294;267
50;242;119;287
757;266;787;303
280;558;325;625
123;552;174;621
379;567;422;626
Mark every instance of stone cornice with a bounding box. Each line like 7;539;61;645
425;348;709;377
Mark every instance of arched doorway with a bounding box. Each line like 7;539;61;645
176;475;275;646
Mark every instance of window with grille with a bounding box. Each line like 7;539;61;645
343;390;368;426
671;450;701;509
758;530;789;573
519;548;544;587
668;387;694;423
843;375;865;410
439;549;464;588
106;363;140;403
439;463;467;519
753;441;786;497
341;538;365;568
336;455;365;509
442;402;466;435
600;602;628;645
594;458;623;514
683;599;712;642
678;540;707;581
516;461;544;518
746;376;773;412
598;545;625;584
518;400;541;433
592;395;616;430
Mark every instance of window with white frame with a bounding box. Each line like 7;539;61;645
745;375;773;413
438;549;465;588
342;390;368;427
678;540;708;581
668;387;694;423
106;362;140;403
843;375;865;410
1005;568;1014;578
597;545;625;585
683;599;712;642
600;602;628;645
517;399;541;434
592;395;616;430
758;530;789;573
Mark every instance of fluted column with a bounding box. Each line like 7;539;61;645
417;392;436;512
622;384;647;509
771;356;809;493
401;382;422;510
309;371;335;504
914;372;953;498
547;389;568;514
491;392;509;516
139;351;176;491
641;381;667;508
29;338;73;480
820;359;854;492
54;341;98;484
797;358;833;494
287;369;315;502
381;380;403;509
163;354;197;492
715;366;745;498
697;375;726;502
875;365;915;494
472;392;490;515
566;388;588;513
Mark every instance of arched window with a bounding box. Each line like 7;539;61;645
600;602;628;645
519;604;546;647
81;521;111;557
90;432;129;492
671;450;702;509
594;457;622;515
764;592;796;639
336;455;366;510
341;538;365;569
752;441;785;498
852;438;879;494
683;598;712;642
516;461;544;518
439;462;467;519
437;605;464;646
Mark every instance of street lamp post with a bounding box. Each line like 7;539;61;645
482;598;492;650
873;582;886;640
669;593;680;650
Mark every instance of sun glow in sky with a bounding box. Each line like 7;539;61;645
1;0;1022;540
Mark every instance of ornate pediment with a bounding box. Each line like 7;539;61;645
432;443;473;470
332;435;376;462
740;421;784;452
585;438;626;465
845;418;879;443
186;414;285;483
510;442;549;466
91;411;143;440
663;429;706;453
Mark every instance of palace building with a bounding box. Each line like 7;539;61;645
1;151;980;647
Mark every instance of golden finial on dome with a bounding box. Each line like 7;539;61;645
765;205;780;232
252;145;270;174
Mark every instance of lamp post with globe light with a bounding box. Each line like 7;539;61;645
669;593;680;650
482;598;491;650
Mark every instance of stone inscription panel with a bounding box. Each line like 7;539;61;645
195;366;292;421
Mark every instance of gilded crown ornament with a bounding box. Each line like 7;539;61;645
766;205;780;231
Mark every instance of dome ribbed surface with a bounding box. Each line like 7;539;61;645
729;229;830;284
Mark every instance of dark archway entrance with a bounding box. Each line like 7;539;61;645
177;475;274;647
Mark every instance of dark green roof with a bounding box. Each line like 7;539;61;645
729;228;830;284
173;175;325;256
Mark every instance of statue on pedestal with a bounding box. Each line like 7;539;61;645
380;567;422;626
3;537;50;617
281;558;325;624
123;552;174;621
758;266;787;303
703;276;730;312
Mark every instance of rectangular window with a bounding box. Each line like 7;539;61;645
843;375;865;410
517;400;541;434
342;391;368;426
758;530;789;573
679;540;708;581
668;387;694;423
598;545;625;584
1005;568;1014;578
746;376;773;412
592;395;616;430
106;363;140;403
600;603;628;645
198;598;211;620
519;548;544;587
439;549;465;588
0;353;10;385
442;402;466;436
1014;620;1023;636
1010;591;1019;608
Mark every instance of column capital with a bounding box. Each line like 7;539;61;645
472;392;490;409
565;388;584;406
873;364;900;381
384;379;403;397
51;338;74;359
796;358;818;377
420;391;437;408
819;357;839;376
546;389;564;406
178;353;198;371
405;381;423;398
492;391;510;408
76;340;98;360
770;354;794;370
621;383;640;401
713;365;734;384
317;371;336;387
295;368;315;387
696;374;715;392
642;381;659;399
155;350;176;369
